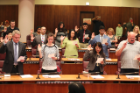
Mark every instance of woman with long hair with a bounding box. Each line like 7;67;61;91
83;42;106;74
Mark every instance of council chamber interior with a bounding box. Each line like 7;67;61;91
0;0;140;93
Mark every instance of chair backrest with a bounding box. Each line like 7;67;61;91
0;53;6;73
32;48;37;55
117;56;121;73
26;35;31;46
83;61;89;71
0;53;6;60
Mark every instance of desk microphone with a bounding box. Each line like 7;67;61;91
116;72;139;79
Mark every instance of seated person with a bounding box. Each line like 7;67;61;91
116;22;123;40
75;23;91;48
38;33;59;73
89;26;111;58
61;29;80;58
84;42;106;74
116;32;140;74
68;83;86;93
107;28;118;48
133;25;140;40
54;22;67;47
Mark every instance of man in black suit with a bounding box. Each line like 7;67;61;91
0;30;27;74
31;26;47;48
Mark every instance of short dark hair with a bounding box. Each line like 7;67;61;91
68;83;86;93
10;20;15;23
99;26;105;30
68;29;77;40
35;26;41;32
83;23;88;25
47;32;54;39
118;22;121;24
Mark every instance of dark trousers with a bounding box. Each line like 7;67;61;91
41;69;57;73
120;69;139;83
11;65;19;74
120;69;139;75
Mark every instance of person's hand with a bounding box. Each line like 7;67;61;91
105;42;108;46
86;37;90;40
91;32;95;40
30;29;34;35
20;59;25;62
55;28;58;34
4;35;9;44
75;44;79;48
87;44;92;50
0;37;3;42
51;57;57;60
100;61;104;64
137;57;140;61
60;35;65;41
37;44;42;52
122;42;127;49
75;25;79;32
30;33;35;41
3;27;7;32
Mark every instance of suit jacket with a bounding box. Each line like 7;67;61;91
0;41;27;74
76;29;91;43
89;34;111;58
31;34;47;48
83;50;106;72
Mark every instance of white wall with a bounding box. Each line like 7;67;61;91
0;0;140;8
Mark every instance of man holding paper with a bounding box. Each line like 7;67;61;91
75;23;91;48
89;26;111;58
116;32;140;74
0;30;27;74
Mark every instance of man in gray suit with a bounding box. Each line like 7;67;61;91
31;26;47;48
0;30;27;74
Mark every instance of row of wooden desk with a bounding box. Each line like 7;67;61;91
23;58;118;75
0;74;140;93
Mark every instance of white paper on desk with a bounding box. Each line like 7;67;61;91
133;54;140;60
96;58;104;63
43;75;60;78
126;75;140;78
102;38;108;44
4;74;11;77
20;74;33;78
17;56;25;62
48;54;55;58
84;34;89;38
91;75;104;79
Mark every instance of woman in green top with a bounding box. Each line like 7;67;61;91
116;22;123;39
60;29;80;58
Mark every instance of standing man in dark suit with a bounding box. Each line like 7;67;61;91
75;23;91;48
0;30;27;74
31;26;47;48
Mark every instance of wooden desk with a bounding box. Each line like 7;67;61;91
61;58;83;74
24;58;118;74
0;75;140;93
